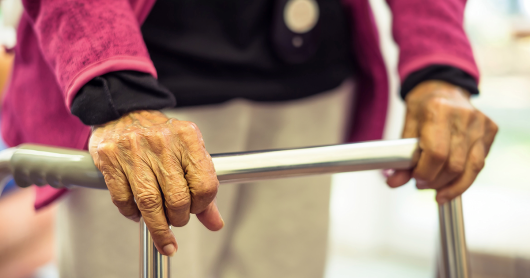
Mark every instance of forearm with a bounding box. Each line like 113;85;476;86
22;0;156;107
386;0;479;84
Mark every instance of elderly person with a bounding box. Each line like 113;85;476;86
2;0;497;277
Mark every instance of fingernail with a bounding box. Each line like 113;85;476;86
416;179;428;189
163;244;176;256
383;169;395;178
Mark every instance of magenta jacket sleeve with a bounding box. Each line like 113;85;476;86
387;0;480;84
21;0;157;109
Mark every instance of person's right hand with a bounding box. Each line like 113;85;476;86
88;110;223;256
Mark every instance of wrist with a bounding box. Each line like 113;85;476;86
91;110;168;133
405;80;471;105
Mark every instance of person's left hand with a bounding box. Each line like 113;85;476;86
386;81;498;204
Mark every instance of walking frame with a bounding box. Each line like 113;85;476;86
0;138;469;278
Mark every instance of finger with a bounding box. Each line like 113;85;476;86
413;118;451;183
173;121;219;214
105;168;141;222
148;145;192;228
483;118;499;156
386;110;418;189
129;162;177;256
422;128;469;190
96;143;141;222
401;110;419;139
386;170;413;188
196;200;224;231
162;174;191;228
446;122;468;177
436;140;485;204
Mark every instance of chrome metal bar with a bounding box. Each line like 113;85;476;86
3;139;421;189
141;218;170;278
0;138;469;278
438;196;470;278
212;138;419;183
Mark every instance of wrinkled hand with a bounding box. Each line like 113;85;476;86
387;81;498;204
89;110;223;256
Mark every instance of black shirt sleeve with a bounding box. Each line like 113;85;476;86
71;71;176;126
72;65;479;126
400;65;479;100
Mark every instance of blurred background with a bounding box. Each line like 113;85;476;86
327;0;530;277
0;0;529;277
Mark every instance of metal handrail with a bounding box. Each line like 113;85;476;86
0;138;469;278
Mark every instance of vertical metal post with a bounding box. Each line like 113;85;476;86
137;199;469;278
438;196;470;278
140;218;170;278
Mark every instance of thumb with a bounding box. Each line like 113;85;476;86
386;169;413;188
196;200;224;231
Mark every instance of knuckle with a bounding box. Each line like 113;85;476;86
471;158;485;173
447;161;465;175
136;191;163;212
171;214;191;227
97;141;118;155
178;121;199;134
427;147;448;163
119;131;136;142
192;178;218;199
185;121;199;131
188;179;218;213
112;195;133;209
488;119;499;135
122;132;140;147
166;191;191;211
146;132;168;154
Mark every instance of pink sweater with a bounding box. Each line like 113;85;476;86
1;0;479;209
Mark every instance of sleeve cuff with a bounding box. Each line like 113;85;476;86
400;65;479;100
71;71;176;125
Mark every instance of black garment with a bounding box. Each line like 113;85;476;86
71;65;479;125
400;65;479;99
71;71;175;125
140;0;355;107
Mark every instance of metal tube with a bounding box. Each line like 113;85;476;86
438;196;470;278
212;138;419;183
141;218;170;278
0;139;469;278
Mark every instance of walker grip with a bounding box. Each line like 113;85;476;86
11;144;106;189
